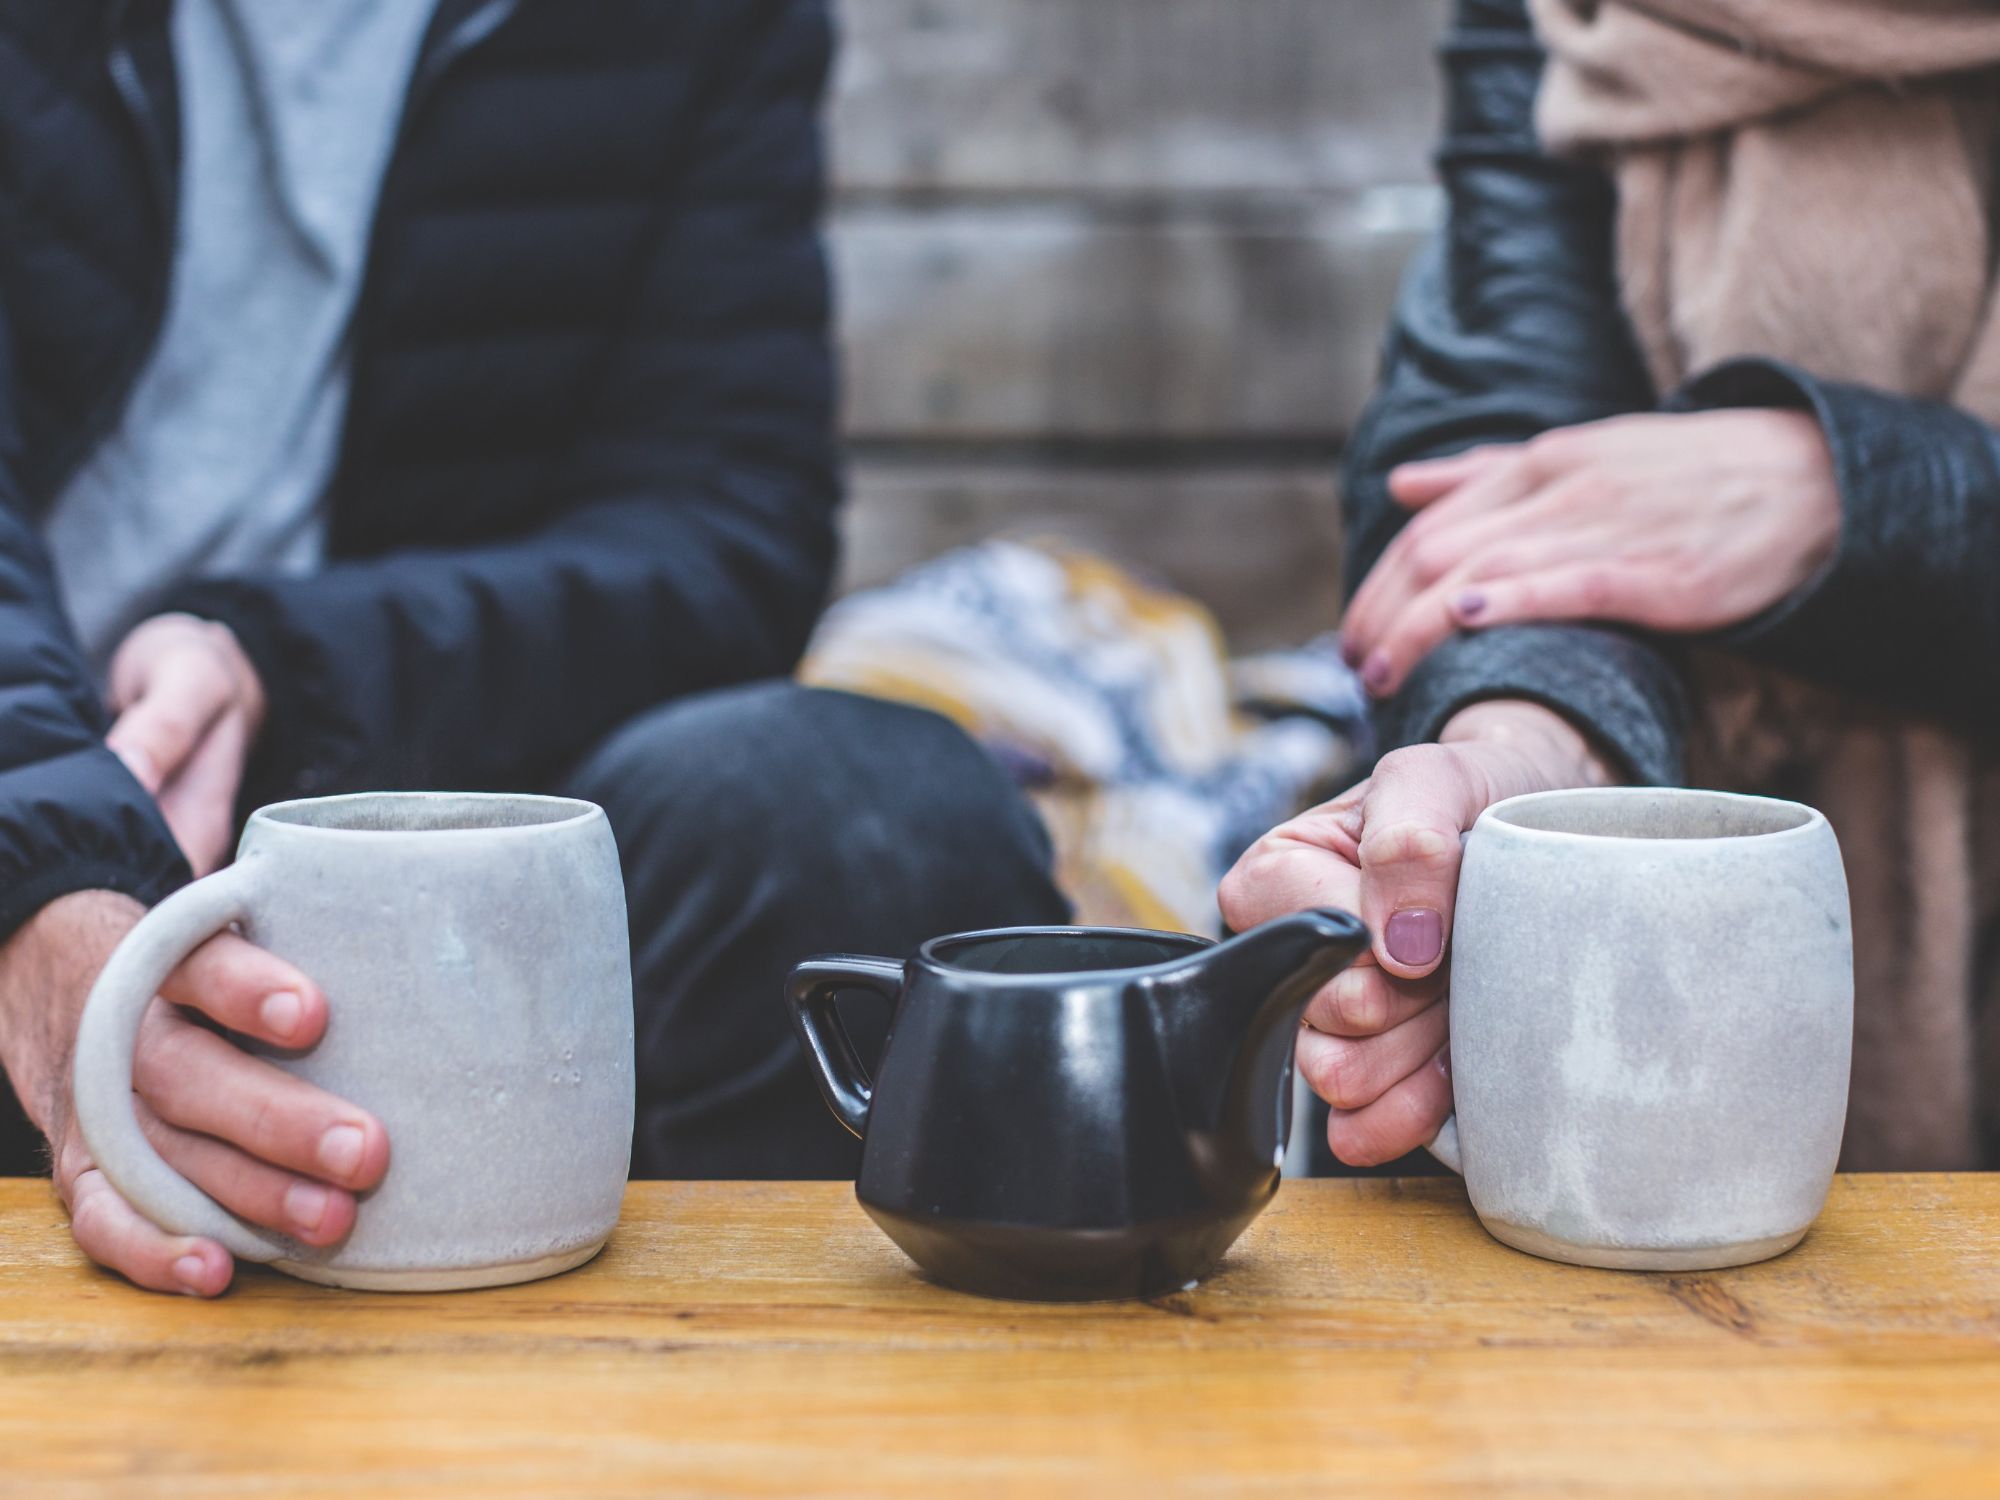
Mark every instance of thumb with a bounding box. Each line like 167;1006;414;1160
1354;747;1488;979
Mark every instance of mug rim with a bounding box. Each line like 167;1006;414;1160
248;790;603;839
918;924;1212;983
1477;786;1826;846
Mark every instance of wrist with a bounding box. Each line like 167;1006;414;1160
0;890;143;1136
1438;699;1619;793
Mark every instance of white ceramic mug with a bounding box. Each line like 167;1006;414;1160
72;792;635;1291
1431;787;1853;1270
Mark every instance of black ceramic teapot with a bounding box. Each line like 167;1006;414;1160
786;909;1369;1301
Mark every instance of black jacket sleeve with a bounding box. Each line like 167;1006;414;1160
0;304;190;940
167;1;840;803
1672;358;2000;734
1342;0;1687;785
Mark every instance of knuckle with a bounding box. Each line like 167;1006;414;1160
1305;1038;1373;1111
1674;551;1718;595
1326;1111;1393;1169
1574;568;1614;613
1524;430;1575;473
141;714;197;755
1216;866;1258;933
1406;536;1456;585
1368;745;1434;784
1297;1041;1338;1103
1553;472;1612;511
235;1092;288;1162
1331;975;1389;1035
131;1027;190;1103
1359;818;1457;870
1388;1073;1447;1143
67;1181;119;1254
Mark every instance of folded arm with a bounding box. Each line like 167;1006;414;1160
1673;360;2000;732
1343;0;1687;786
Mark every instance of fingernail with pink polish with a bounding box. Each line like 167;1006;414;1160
1362;653;1393;694
1455;590;1487;620
1385;908;1443;967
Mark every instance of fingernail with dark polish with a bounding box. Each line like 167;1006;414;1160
1456;589;1487;620
173;1254;209;1295
1340;637;1362;668
1385;908;1444;967
260;990;303;1041
1363;653;1393;694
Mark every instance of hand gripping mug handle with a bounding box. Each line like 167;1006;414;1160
70;859;289;1261
786;955;904;1139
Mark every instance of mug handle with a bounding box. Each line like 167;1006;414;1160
786;955;904;1139
1427;1112;1463;1174
70;859;289;1261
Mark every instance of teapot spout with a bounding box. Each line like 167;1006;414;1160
1144;908;1370;1191
1195;908;1371;1024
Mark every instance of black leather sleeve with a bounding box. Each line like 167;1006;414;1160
1341;0;1688;784
1674;358;2000;736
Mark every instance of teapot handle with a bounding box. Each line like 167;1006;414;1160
786;955;905;1139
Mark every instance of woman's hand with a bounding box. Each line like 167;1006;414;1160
106;614;267;876
1218;700;1613;1166
1342;410;1841;697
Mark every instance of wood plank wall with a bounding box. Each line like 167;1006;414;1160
828;0;1450;646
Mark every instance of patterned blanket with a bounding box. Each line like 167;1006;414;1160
799;540;1370;936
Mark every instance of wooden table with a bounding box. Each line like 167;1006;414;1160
1;1175;1995;1497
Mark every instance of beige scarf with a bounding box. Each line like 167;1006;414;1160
1529;0;2000;1167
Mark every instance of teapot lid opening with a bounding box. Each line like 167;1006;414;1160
925;927;1210;979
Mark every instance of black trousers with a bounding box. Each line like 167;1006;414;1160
0;682;1072;1179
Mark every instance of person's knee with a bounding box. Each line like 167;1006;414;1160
564;682;1062;917
567;683;1067;1176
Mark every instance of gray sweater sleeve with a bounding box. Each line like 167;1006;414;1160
1343;1;1687;786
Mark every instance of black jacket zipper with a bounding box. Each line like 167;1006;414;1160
31;0;523;514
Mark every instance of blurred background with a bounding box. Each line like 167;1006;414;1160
826;0;1448;648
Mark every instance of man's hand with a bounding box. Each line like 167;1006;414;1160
1219;701;1613;1166
106;614;267;876
1341;410;1841;696
0;891;389;1296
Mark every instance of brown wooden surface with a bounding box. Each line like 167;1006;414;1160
2;1177;1996;1497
